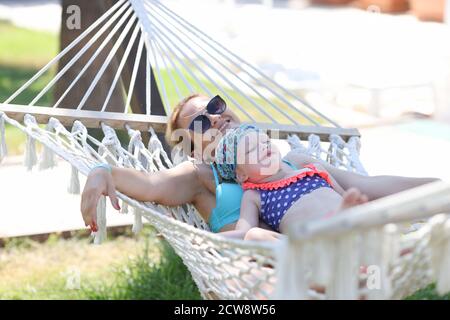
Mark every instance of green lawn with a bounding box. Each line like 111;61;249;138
0;21;57;106
0;227;200;300
0;21;58;68
0;21;58;155
407;284;450;300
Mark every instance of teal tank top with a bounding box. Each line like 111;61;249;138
209;163;243;233
208;159;298;233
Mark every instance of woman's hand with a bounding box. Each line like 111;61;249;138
80;168;120;231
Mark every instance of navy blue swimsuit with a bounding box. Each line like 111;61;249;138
242;160;333;232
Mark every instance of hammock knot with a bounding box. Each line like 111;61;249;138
328;134;346;167
307;134;322;158
347;136;368;175
48;117;66;136
46;117;57;132
72;120;88;139
148;130;163;152
329;134;345;148
23;114;38;128
127;127;143;148
101;123;120;147
287;134;307;153
347;136;361;154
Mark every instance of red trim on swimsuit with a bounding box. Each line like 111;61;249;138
242;164;333;191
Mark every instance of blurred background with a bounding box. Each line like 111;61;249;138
0;0;450;299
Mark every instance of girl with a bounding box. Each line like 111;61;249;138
215;124;370;238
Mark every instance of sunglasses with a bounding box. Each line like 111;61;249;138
188;95;227;133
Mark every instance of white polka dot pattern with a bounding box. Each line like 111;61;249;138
259;173;332;231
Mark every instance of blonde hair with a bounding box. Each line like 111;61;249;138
165;93;204;147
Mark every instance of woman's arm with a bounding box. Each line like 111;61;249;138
80;161;202;228
286;152;441;200
220;190;260;239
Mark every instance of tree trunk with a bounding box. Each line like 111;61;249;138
57;0;169;152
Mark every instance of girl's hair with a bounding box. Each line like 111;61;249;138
165;93;204;148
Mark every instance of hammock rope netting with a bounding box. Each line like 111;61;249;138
1;0;449;299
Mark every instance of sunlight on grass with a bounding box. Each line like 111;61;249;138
0;22;57;155
0;21;58;68
0;233;146;299
83;240;201;300
0;65;56;105
0;227;200;300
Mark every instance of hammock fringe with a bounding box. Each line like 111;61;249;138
39;122;57;170
93;196;107;244
68;165;81;194
0;113;7;163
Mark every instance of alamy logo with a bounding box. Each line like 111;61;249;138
64;267;81;290
66;5;81;30
366;265;381;290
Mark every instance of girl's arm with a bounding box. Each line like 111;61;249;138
286;151;441;200
220;190;260;239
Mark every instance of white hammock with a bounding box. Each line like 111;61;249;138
1;0;450;300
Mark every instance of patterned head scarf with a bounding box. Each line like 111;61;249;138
214;124;261;181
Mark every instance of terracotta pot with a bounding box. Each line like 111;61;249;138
409;0;446;22
353;0;410;13
310;0;354;5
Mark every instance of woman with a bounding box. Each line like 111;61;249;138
80;93;440;240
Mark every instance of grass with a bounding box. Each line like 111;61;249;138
0;21;59;68
0;21;58;155
406;284;450;300
0;227;200;300
83;240;201;300
0;21;57;106
0;64;56;106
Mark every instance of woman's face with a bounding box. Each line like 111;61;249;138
176;95;241;160
236;131;282;183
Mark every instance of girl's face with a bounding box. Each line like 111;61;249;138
235;131;282;183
